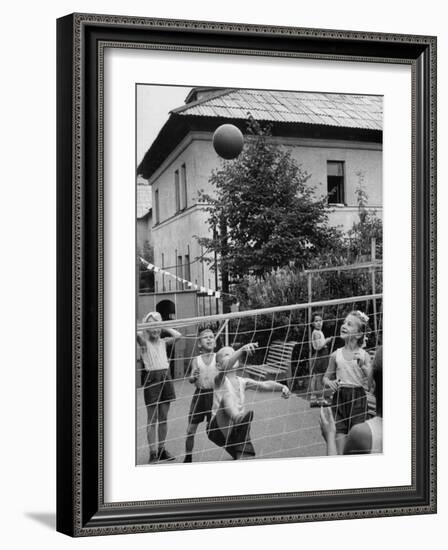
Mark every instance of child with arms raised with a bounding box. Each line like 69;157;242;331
208;343;291;459
137;311;181;463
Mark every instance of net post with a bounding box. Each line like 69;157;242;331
370;238;378;344
307;272;313;359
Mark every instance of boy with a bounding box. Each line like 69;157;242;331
184;328;218;463
208;343;291;459
137;311;181;463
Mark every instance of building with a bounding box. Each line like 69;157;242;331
137;87;383;322
136;176;152;254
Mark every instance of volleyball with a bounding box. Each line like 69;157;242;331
212;124;244;159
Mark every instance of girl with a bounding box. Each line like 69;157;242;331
137;311;181;463
323;310;373;454
320;345;382;455
309;313;333;407
184;328;218;463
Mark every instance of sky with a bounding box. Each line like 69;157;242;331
136;84;193;166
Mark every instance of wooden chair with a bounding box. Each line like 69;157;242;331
242;340;298;389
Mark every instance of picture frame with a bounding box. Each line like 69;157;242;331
56;13;437;536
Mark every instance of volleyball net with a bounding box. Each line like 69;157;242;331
136;293;382;463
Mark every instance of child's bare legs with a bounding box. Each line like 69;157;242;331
315;373;327;402
146;404;158;459
185;422;199;456
310;374;317;400
157;402;170;450
336;433;347;454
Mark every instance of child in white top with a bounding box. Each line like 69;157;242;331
137;311;181;463
320;345;382;455
309;313;333;407
208;343;291;459
183;328;218;463
323;310;373;454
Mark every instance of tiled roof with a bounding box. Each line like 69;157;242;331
172;89;382;130
137;181;152;218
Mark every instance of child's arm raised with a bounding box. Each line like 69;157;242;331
223;343;259;372
163;327;182;345
246;379;291;398
323;352;339;392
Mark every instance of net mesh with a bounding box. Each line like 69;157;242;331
136;293;382;464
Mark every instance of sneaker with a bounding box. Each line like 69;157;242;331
183;454;192;463
158;448;175;462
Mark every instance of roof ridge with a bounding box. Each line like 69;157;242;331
170;88;236;115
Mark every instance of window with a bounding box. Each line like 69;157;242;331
174;170;180;212
327;161;345;204
177;255;183;290
184;254;191;286
154;189;160;224
181;163;187;209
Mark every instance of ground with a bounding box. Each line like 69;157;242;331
136;379;326;464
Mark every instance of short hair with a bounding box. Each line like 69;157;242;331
216;346;234;365
198;327;215;338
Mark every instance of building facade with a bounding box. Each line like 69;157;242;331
138;88;383;312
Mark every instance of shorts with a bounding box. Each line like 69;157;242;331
207;411;255;459
188;388;214;425
143;369;176;407
331;386;367;434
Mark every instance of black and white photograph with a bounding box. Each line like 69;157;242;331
136;84;383;465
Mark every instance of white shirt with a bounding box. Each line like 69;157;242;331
213;376;250;416
193;354;217;389
140;338;169;372
335;347;369;390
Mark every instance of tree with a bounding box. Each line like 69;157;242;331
197;118;342;294
347;172;383;261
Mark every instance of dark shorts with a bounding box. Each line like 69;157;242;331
332;386;367;434
143;369;176;407
188;388;214;425
207;412;255;459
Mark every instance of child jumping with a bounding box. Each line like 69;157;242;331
208;343;291;459
137;311;181;463
323;310;373;454
309;313;333;407
184;328;218;463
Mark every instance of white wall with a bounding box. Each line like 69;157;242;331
0;1;445;549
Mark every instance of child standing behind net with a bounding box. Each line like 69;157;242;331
309;313;333;407
208;343;291;459
183;328;218;463
137;311;181;463
323;310;373;454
